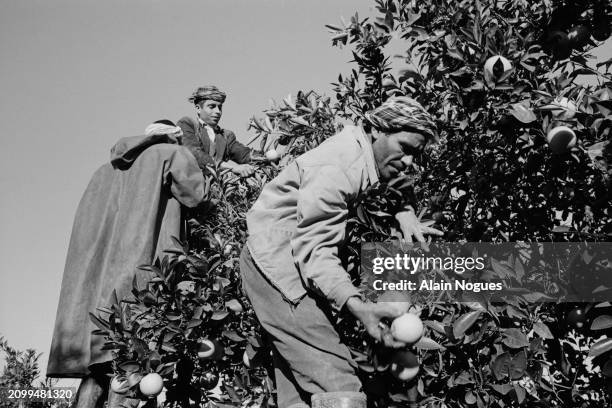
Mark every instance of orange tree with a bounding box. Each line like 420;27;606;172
323;0;612;407
90;1;612;407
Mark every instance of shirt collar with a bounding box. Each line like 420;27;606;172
355;126;379;185
197;117;220;132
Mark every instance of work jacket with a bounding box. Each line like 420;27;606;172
246;125;379;310
177;116;251;170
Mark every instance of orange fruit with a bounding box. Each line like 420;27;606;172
198;339;224;361
390;350;419;381
391;313;424;344
139;373;163;397
568;25;590;48
567;307;586;329
265;149;280;161
199;372;219;390
547;126;577;154
483;55;513;85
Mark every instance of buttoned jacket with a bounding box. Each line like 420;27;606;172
177;116;251;169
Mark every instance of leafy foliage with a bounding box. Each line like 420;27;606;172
1;336;70;408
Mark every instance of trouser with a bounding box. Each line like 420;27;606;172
239;246;363;408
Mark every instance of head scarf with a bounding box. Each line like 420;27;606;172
188;85;227;105
365;97;438;141
144;120;183;137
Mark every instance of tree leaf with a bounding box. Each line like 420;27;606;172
119;361;140;373
89;312;111;331
491;258;515;279
491;383;513;395
502;328;529;348
591;315;612;330
223;330;246;343
491;353;511;380
212;310;229;321
533;321;553;339
589;338;612;358
491;351;527;380
509;102;537;123
423;320;446;335
414;336;446;350
513;383;526;404
225;299;244;313
453;311;481;338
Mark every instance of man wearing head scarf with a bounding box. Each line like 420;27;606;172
177;85;256;177
240;97;443;408
47;120;206;408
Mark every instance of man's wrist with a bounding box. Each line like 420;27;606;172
345;296;366;316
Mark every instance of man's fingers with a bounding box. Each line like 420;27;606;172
413;228;426;243
381;331;397;348
401;227;413;243
422;226;444;236
421;220;437;227
389;339;408;349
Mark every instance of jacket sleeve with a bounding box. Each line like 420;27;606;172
224;130;252;164
290;164;362;311
166;146;207;208
177;116;215;170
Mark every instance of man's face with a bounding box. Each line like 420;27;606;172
372;130;427;181
197;100;223;126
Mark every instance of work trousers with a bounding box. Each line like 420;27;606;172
239;246;362;408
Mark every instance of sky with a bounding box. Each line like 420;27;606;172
0;0;610;382
0;0;374;378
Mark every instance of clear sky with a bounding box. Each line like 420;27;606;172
0;0;610;381
0;0;374;377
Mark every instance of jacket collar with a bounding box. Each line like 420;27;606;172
355;126;380;186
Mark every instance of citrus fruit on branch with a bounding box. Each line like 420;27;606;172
547;126;577;154
567;25;591;48
139;373;164;397
265;148;280;162
197;339;224;361
199;372;219;390
390;350;420;381
390;313;424;345
483;55;513;86
567;307;587;329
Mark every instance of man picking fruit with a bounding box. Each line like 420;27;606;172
239;97;442;408
177;85;258;177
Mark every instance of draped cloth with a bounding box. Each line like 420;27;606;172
364;96;438;141
47;134;205;377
